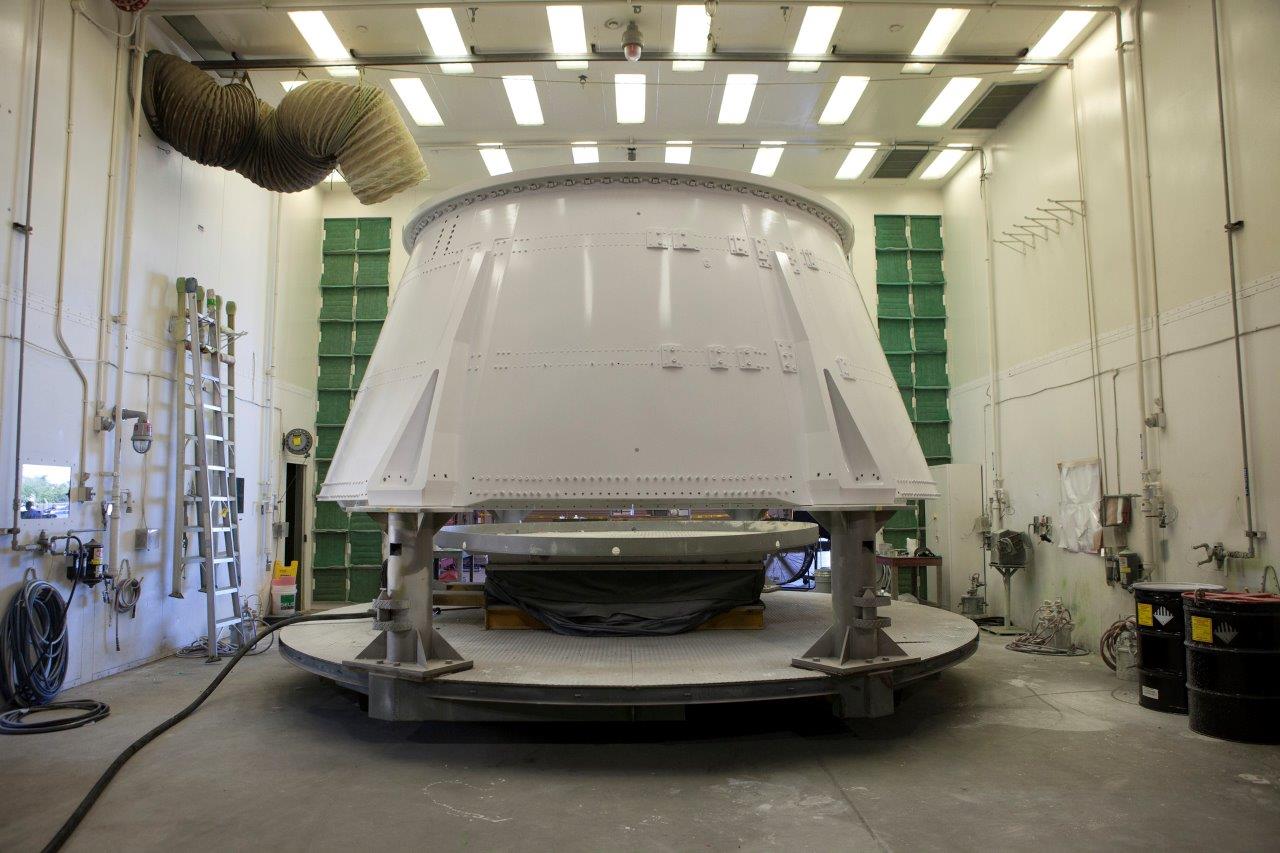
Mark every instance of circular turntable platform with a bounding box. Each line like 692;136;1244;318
279;593;978;713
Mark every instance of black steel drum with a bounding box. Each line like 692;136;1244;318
1132;581;1222;713
1184;590;1280;743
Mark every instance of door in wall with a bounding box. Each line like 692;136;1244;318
283;462;309;609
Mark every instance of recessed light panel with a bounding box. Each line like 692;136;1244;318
788;6;842;72
920;144;971;180
478;144;512;176
751;142;785;177
717;73;757;124
390;78;444;126
903;8;970;74
287;11;357;77
672;4;711;71
917;77;981;127
502;75;545;126
614;73;646;124
835;143;879;180
571;141;600;164
817;75;869;125
417;7;474;74
1016;11;1097;73
664;141;692;165
547;6;589;70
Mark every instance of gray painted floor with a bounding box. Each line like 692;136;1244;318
2;632;1278;852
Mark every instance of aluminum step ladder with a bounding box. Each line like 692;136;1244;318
169;277;246;661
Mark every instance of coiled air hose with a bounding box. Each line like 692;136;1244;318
141;51;427;204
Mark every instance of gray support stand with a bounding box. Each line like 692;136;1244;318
792;510;919;681
345;512;472;719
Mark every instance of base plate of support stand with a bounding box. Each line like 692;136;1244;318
281;593;977;721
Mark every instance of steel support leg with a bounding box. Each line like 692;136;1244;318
345;512;472;704
792;510;919;676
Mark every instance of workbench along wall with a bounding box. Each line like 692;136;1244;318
312;218;392;603
874;214;951;564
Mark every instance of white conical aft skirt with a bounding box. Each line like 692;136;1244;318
321;164;936;512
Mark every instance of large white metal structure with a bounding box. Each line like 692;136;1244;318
321;163;935;513
312;165;948;717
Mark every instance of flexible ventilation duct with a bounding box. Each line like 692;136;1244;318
141;52;428;204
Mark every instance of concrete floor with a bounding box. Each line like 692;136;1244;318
2;632;1278;852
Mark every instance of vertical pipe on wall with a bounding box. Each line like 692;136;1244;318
53;8;91;498
1208;0;1259;558
977;147;1003;527
8;0;47;545
107;22;148;572
1112;7;1161;571
1067;59;1109;498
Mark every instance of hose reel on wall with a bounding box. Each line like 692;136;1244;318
141;52;428;204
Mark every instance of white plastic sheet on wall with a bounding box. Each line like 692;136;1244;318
1058;458;1101;554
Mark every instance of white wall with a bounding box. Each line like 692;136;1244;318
0;2;320;688
942;0;1278;645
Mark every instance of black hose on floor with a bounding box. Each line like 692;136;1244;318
41;609;373;853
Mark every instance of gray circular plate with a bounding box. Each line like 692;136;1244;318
435;520;818;561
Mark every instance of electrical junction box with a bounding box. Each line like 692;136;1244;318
133;527;160;551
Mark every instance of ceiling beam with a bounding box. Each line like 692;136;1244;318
193;51;1065;72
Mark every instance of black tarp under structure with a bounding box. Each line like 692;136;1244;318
484;569;765;637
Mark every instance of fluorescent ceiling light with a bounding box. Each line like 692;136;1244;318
672;4;711;71
903;8;970;74
417;7;473;74
835;142;879;180
717;73;757;124
389;78;443;126
917;77;980;127
478;144;512;176
665;140;692;165
751;142;785;178
788;6;842;72
614;73;646;124
502;75;544;126
571;141;599;164
547;5;588;70
920;144;971;180
287;11;357;77
817;75;869;125
281;80;308;92
1016;10;1097;73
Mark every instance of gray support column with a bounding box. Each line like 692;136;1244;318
792;509;917;677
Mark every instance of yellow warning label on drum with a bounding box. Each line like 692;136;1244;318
1191;615;1213;643
1137;603;1153;626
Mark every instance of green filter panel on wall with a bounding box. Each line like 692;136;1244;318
875;249;909;283
323;219;358;253
877;283;911;319
320;253;357;286
318;321;354;356
317;356;352;390
357;218;393;252
319;288;354;320
874;215;909;249
312;567;347;601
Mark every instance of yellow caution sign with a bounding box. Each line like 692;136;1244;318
1190;615;1213;644
1137;603;1153;627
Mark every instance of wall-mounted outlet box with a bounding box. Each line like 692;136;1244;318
134;528;160;551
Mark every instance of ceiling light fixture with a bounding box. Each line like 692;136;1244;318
502;74;545;125
917;76;981;127
788;5;842;72
417;7;473;74
389;77;444;126
547;5;589;70
478;143;513;176
835;142;879;180
622;20;643;62
717;73;757;124
664;140;693;165
1016;10;1097;73
903;8;970;74
672;4;711;71
750;142;786;178
614;73;646;123
817;75;869;125
287;11;358;77
571;141;600;164
919;143;972;180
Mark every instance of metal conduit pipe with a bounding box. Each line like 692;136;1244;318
8;0;48;546
141;51;428;204
977;146;1004;529
52;7;92;500
1209;0;1261;559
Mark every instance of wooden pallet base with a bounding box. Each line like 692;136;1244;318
483;604;765;631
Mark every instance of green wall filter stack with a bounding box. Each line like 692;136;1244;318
874;214;951;581
313;217;392;601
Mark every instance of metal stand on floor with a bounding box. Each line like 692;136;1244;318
792;511;919;716
344;512;472;719
980;563;1025;636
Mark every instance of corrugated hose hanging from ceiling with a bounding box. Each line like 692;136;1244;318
141;51;428;204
